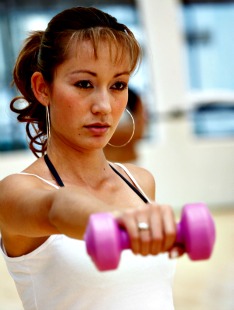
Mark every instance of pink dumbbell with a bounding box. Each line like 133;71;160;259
84;203;216;271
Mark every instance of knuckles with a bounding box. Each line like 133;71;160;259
117;203;176;256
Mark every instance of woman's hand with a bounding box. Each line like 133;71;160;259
114;203;185;258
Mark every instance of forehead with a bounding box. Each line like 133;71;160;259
67;39;131;68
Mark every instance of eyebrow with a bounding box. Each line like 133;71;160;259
69;70;130;77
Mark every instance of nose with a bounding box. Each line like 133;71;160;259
91;89;112;115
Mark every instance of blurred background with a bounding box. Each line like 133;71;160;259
0;0;233;309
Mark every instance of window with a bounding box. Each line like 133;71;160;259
181;2;234;137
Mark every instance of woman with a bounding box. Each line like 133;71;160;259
0;7;182;310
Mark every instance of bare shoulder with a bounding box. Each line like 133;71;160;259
122;163;156;200
0;171;55;207
0;157;56;194
1;172;35;188
0;175;30;228
0;174;36;204
0;173;26;194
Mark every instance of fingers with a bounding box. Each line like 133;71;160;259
149;203;176;255
137;218;151;256
161;205;177;252
116;203;177;257
149;205;163;255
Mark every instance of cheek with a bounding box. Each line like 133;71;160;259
50;88;78;121
117;105;126;118
111;102;124;122
52;104;78;126
113;91;128;113
50;101;72;129
116;97;128;117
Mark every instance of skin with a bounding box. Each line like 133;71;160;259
0;40;182;260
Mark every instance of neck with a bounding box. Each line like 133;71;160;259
46;142;111;188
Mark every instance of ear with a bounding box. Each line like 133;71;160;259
31;72;50;107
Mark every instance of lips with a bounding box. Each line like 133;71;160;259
84;122;110;134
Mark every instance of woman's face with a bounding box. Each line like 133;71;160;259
47;40;131;152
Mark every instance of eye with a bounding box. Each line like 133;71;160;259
111;81;127;91
74;80;93;89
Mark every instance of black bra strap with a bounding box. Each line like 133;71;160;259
109;164;148;204
44;154;64;187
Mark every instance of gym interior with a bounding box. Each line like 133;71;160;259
0;0;233;309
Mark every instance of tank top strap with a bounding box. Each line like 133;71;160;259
17;172;60;189
112;163;151;203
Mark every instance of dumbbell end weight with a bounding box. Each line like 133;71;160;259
175;203;216;260
85;213;130;271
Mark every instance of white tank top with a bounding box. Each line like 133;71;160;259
0;164;176;310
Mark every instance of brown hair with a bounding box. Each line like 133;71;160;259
10;7;142;157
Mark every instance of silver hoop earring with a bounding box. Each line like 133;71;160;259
46;106;51;144
108;109;135;148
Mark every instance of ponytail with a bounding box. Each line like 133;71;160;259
10;31;47;157
12;31;43;101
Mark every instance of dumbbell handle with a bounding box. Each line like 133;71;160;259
118;228;130;250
